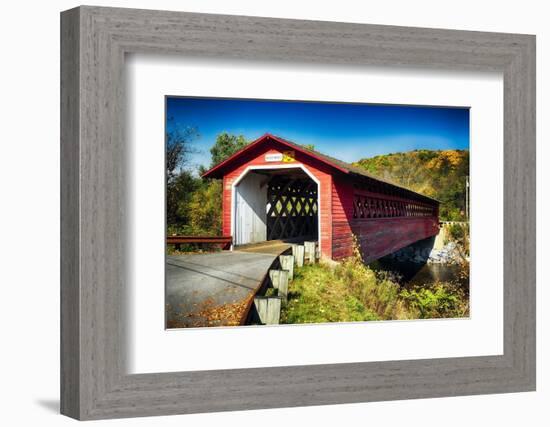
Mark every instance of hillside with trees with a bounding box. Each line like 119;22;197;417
353;149;469;221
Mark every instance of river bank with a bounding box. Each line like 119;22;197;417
369;226;470;292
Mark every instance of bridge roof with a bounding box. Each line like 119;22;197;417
202;133;439;205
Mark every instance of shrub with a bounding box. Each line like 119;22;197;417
399;282;469;319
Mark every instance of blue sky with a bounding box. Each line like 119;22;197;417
166;97;469;170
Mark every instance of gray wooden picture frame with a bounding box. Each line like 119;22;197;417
60;5;536;420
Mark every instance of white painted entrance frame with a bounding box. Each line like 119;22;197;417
230;164;322;255
234;172;267;245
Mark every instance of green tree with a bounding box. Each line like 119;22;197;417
187;180;223;235
209;132;248;167
166;170;200;230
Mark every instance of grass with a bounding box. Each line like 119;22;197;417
280;254;469;324
166;243;222;256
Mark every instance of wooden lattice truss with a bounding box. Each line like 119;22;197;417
353;194;435;219
266;177;318;240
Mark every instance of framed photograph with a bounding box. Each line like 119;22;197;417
163;99;470;329
61;6;536;420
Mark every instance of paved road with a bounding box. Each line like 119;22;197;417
166;251;279;328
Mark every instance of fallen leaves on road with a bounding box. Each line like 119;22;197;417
166;294;254;328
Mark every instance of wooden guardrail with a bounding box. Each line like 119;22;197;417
167;235;232;250
245;240;319;326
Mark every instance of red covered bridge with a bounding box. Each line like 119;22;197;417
203;133;439;263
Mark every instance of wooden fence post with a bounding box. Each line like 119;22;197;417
268;269;282;289
254;297;267;323
277;270;289;302
304;241;317;264
293;245;305;267
269;269;288;302
266;297;281;324
254;296;281;325
279;255;294;280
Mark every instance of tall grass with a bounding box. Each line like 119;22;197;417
281;248;469;324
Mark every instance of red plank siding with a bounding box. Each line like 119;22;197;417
332;175;439;261
332;177;355;259
222;175;232;237
348;217;439;263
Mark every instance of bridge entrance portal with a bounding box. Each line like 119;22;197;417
234;168;319;246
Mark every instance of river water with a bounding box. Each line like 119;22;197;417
369;259;469;291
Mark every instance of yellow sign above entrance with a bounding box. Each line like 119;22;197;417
282;150;296;162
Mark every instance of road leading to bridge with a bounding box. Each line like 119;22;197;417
166;250;280;328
